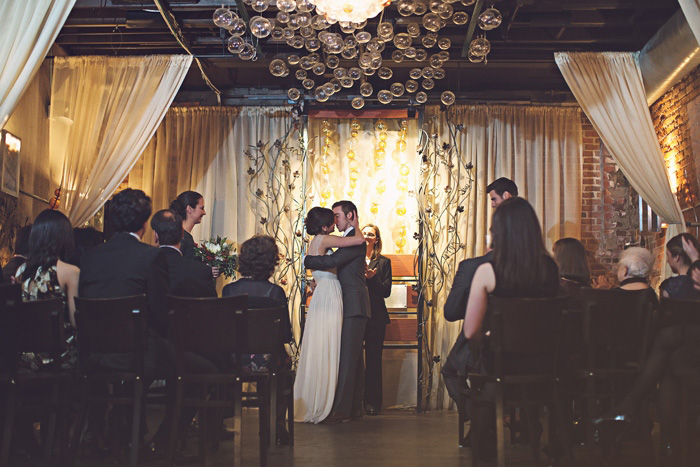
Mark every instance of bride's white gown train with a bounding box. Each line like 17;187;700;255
293;237;343;423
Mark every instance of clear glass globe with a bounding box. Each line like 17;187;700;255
352;97;365;109
415;91;428;104
288;87;301;101
441;91;456;106
390;82;405;97
405;80;419;93
479;8;503;31
378;90;393;104
360;82;374;97
213;7;234;28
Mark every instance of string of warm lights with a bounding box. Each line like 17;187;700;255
319;119;333;206
346;119;360;198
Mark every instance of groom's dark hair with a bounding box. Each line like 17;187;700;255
332;200;358;220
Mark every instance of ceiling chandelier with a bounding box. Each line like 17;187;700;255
212;0;502;108
308;0;391;23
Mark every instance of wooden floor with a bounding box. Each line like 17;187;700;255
14;408;666;466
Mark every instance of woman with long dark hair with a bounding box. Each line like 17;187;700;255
361;224;392;416
15;209;79;369
463;197;559;458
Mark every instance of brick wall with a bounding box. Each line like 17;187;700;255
580;115;665;288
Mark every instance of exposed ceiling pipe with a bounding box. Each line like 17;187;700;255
638;9;700;105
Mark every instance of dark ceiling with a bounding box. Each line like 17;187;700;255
53;0;681;105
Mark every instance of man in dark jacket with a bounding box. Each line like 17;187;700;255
442;178;517;440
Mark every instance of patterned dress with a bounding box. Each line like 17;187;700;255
15;262;76;371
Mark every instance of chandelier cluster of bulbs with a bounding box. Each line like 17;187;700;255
212;0;502;107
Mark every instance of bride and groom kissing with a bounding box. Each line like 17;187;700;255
294;200;372;424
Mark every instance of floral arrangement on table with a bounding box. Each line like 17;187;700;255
194;236;237;279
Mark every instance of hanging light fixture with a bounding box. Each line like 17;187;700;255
309;0;391;23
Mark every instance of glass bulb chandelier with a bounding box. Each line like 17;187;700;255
309;0;390;23
214;0;503;105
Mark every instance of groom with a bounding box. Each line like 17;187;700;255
304;200;371;423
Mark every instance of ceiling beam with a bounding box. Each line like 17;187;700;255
461;0;484;57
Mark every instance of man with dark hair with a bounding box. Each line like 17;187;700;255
486;177;518;208
304;199;370;423
78;189;208;455
2;224;32;280
442;177;518;447
151;209;215;297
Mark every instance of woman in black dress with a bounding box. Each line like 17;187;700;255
170;191;220;278
464;197;560;458
361;224;392;416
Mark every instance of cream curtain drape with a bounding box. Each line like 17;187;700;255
49;55;192;226
0;0;75;129
131;106;297;245
680;0;700;45
424;104;582;408
555;52;685;278
128;105;301;330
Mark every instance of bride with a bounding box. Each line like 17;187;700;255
294;207;365;423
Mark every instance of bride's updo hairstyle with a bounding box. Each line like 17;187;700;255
169;191;202;219
305;207;334;235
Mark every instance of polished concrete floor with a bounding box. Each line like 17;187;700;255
11;408;664;466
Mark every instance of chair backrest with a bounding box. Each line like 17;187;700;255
168;294;248;356
657;297;700;328
487;295;569;375
1;297;66;374
243;306;290;355
0;283;21;307
74;295;148;355
579;287;656;368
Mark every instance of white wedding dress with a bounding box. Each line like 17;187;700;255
293;235;343;423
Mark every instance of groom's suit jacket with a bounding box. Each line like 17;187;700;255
304;227;371;319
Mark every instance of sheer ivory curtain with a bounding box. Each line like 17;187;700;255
131;106;297;245
555;52;685;278
49;55;192;226
680;0;700;44
425;105;582;409
0;0;75;129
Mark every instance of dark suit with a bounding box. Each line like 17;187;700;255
441;251;493;414
159;246;216;298
79;232;170;338
364;254;392;411
304;227;370;416
2;255;26;282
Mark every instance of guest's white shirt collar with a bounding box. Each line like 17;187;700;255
342;226;354;237
129;232;141;241
160;245;182;256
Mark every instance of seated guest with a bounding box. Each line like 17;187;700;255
68;226;105;267
222;235;292;444
553;237;591;297
2;224;32;280
150;209;216;297
615;247;655;291
660;233;700;299
170;190;220;279
16;210;79;369
78;188;216;455
464;197;560;458
596;232;700;463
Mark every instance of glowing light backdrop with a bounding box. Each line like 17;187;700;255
308;117;420;253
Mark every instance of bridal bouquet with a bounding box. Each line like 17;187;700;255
194;236;237;278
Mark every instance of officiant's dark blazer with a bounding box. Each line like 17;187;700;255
79;232;170;337
160;246;216;298
367;254;392;325
304;227;370;318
